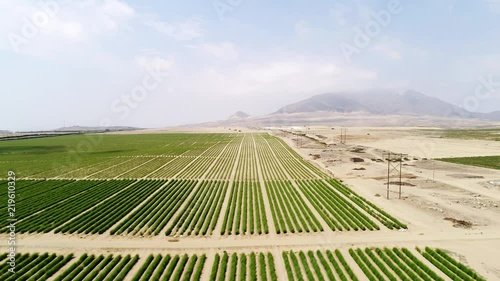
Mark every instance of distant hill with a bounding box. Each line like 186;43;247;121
54;126;141;132
227;111;250;120
273;90;492;119
185;90;500;128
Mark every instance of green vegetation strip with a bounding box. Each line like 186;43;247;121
438;156;500;170
418;247;486;281
221;181;269;235
166;180;228;236
0;252;73;281
327;179;407;229
297;180;379;232
131;254;205;281
11;180;134;233
209;252;277;281
56;179;167;234
265;180;323;234
111;179;197;236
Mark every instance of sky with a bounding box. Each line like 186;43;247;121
1;0;500;131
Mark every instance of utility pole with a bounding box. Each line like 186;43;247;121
340;128;347;144
383;152;408;199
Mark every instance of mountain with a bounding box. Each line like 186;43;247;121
54;126;141;132
227;111;250;120
178;90;500;129
273;90;482;119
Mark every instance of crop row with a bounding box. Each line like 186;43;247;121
148;157;198;178
234;136;259;181
54;253;139;281
111;179;197;235
205;140;241;180
165;180;228;236
88;157;153;179
264;137;324;179
266;181;323;234
132;254;205;281
349;247;444;281
56;158;127;178
327;179;407;229
282;250;358;281
221;181;269;235
0;252;73;281
177;144;227;179
210;252;277;281
0;180;106;222
14;180;134;233
117;157;175;178
4;180;73;201
418;247;486;281
269;135;330;178
255;138;288;180
56;180;167;234
297;180;379;231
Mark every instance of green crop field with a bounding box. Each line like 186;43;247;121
438;155;500;170
0;132;488;280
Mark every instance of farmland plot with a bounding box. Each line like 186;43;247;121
349;247;446;281
327;179;407;229
265;181;323;234
0;180;105;223
418;247;486;281
148;156;198;178
234;135;259;181
12;180;134;233
56;180;167;234
165;180;228;236
221;181;269;235
205;139;241;180
0;252;74;281
54;253;139;281
111;179;197;235
283;250;359;281
255;137;288;181
263;137;323;180
297;180;379;231
117;157;175;178
88;157;154;179
209;252;277;281
132;254;205;281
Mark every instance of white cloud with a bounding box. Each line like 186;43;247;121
135;56;175;72
146;18;203;41
370;37;428;61
0;0;136;54
190;42;238;60
172;57;378;98
371;42;401;60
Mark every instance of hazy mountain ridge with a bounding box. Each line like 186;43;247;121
228;111;250;119
273;90;498;120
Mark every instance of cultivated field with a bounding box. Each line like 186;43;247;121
0;130;497;280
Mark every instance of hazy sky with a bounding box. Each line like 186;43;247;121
1;0;500;131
